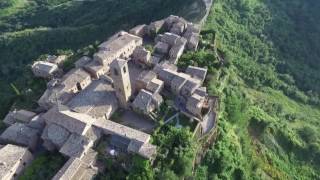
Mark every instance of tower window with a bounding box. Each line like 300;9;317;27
114;69;118;76
123;66;126;73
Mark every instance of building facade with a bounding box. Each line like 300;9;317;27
110;59;132;108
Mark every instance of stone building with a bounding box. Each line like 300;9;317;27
157;68;179;87
154;34;164;44
47;55;68;66
146;78;164;94
3;109;36;126
41;123;70;150
95;32;142;65
28;114;46;131
132;46;151;66
185;66;208;83
41;105;157;160
13;110;36;123
180;78;201;98
1;111;44;138
151;59;212;120
52;149;98;180
161;32;180;46
110;59;132;108
186;93;206;118
135;70;157;91
129;24;147;37
169;37;187;64
59;133;93;158
164;15;190;35
37;86;69;110
164;15;181;29
184;23;201;35
67;80;119;119
41;107;101;157
171;73;189;95
194;87;208;97
75;56;92;68
147;20;165;36
0;123;39;150
93;118;157;160
60;68;92;94
42;107;96;137
84;61;109;79
183;23;201;51
158;69;202;97
38;67;92;110
132;89;163;115
170;19;187;35
153;60;178;74
31;61;59;78
155;62;202;97
150;55;161;66
2;112;15;126
154;41;170;55
186;33;200;51
0;144;33;180
39;67;92;109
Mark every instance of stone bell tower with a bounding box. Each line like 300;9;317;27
110;58;132;108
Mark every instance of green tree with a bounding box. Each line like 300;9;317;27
127;156;154;180
194;166;208;180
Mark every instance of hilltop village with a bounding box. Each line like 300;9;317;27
0;15;217;180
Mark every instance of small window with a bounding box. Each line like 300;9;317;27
76;82;82;91
114;68;118;76
123;66;126;73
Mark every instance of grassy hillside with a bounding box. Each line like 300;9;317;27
0;0;205;119
194;0;320;179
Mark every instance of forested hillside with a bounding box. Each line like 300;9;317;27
0;0;206;121
194;0;320;179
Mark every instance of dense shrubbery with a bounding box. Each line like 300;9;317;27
152;125;196;179
19;152;66;180
178;50;220;72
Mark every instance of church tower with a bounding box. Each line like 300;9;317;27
110;58;132;108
